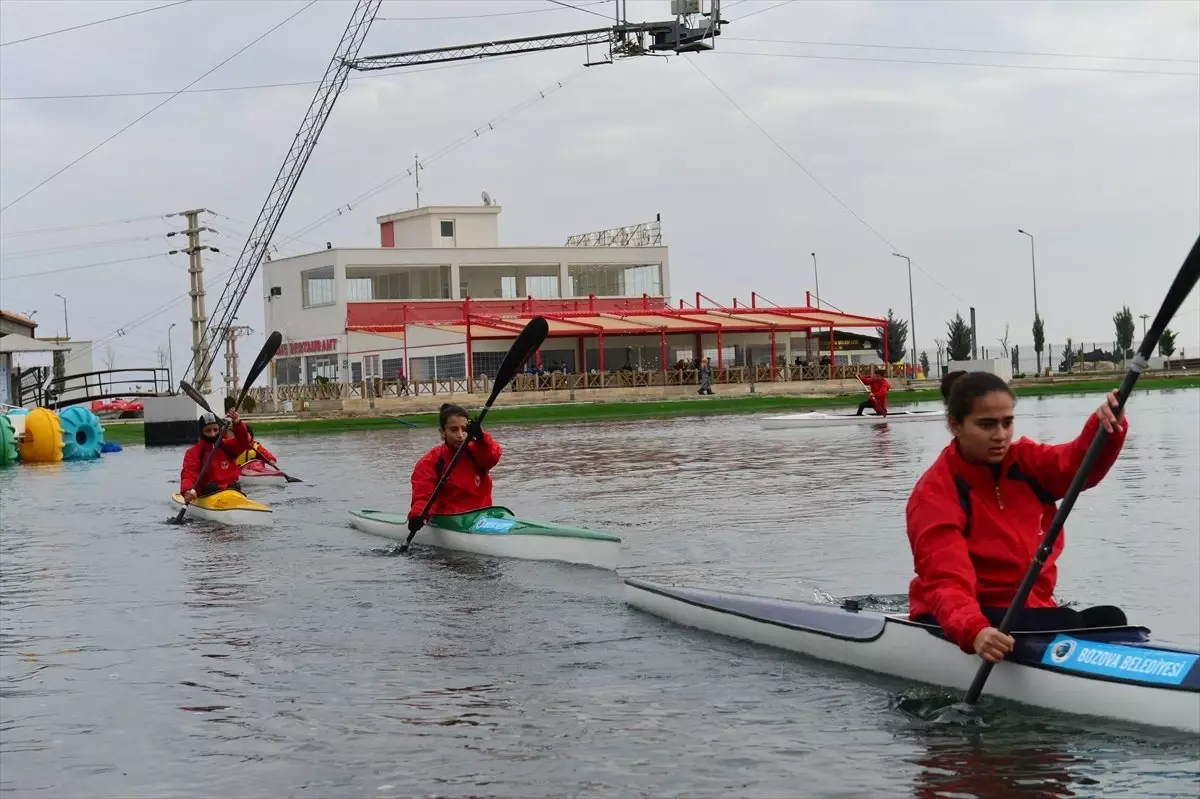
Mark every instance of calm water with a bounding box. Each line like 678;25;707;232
1;389;1198;798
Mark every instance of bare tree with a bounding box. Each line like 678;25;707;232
102;346;117;370
997;323;1011;359
155;345;170;368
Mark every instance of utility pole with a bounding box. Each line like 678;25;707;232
414;153;422;207
1139;313;1150;339
1017;229;1041;374
892;252;917;374
810;252;820;309
167;208;218;394
168;323;176;390
224;325;254;398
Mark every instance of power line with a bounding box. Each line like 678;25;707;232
0;0;192;48
0;49;544;102
275;67;587;249
0;1;318;214
0;233;165;259
378;1;609;21
545;0;613;22
0;213;171;239
0;253;168;281
714;49;1199;78
685;56;968;305
724;36;1200;64
730;0;796;23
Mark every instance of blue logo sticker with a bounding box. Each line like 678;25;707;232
471;516;517;535
1040;635;1198;686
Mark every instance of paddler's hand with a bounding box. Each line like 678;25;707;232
183;489;197;502
973;627;1015;663
407;516;424;535
466;418;483;443
226;410;241;424
1095;388;1123;433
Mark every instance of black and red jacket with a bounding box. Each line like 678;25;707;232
859;375;890;415
906;413;1128;652
180;422;252;494
408;433;503;520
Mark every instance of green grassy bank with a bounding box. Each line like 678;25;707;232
100;375;1200;445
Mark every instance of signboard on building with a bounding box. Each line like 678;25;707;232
284;338;338;356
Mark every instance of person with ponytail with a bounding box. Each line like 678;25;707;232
906;370;1129;663
406;403;503;536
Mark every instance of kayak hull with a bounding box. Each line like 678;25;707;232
239;460;288;487
624;579;1200;733
761;409;944;429
170;490;274;527
349;506;621;570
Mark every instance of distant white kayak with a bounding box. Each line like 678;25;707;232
761;409;944;429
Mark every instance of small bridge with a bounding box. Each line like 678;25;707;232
19;367;173;409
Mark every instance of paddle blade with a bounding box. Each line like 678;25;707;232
245;331;283;391
491;316;549;393
178;380;212;412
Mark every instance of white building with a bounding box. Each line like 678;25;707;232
262;202;670;386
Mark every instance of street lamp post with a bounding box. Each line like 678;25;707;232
1017;229;1041;373
892;252;917;377
168;323;176;390
811;252;820;308
53;293;68;340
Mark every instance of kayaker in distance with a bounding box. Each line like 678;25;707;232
406;403;503;536
906;370;1129;664
235;426;278;467
180;410;252;501
855;368;890;416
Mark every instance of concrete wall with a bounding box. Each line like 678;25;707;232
948;358;1014;382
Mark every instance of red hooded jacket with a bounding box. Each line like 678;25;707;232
860;375;890;415
181;422;252;494
408;432;503;520
906;412;1128;653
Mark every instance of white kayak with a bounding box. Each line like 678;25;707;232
239;459;289;487
349;506;622;570
761;409;944;429
170;489;274;527
625;578;1200;733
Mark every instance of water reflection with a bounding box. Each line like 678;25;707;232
907;731;1095;799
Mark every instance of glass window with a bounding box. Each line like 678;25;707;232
306;355;337;383
351;361;362;383
459;264;560;300
344;265;450;300
276;357;302;385
568;263;662;297
302;266;335;307
440;220;455;238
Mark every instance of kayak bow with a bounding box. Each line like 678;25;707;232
761;409;944;429
170;490;273;527
624;578;1200;733
350;506;621;570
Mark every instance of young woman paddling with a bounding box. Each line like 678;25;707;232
180;410;251;500
906;371;1129;663
406;403;503;536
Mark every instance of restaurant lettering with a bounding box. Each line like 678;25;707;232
285;338;337;356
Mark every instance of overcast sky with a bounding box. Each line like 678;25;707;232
2;0;1198;378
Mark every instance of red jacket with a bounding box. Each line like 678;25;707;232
408;433;503;520
906;413;1128;652
180;422;252;494
860;375;890;414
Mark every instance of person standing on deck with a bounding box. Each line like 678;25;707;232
856;369;890;416
906;371;1129;663
698;357;714;395
181;410;251;500
406;403;503;537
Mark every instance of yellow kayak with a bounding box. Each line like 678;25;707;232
170;489;273;527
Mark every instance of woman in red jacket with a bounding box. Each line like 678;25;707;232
180;410;252;500
406;403;503;536
855;369;890;416
906;371;1128;664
